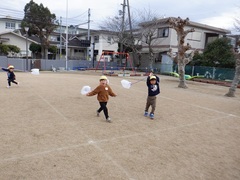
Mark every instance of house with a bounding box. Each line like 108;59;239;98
137;17;231;71
0;16;33;57
0;31;36;57
88;30;119;61
0;16;22;32
0;16;120;61
0;16;91;59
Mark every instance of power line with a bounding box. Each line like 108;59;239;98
0;7;90;26
69;10;88;19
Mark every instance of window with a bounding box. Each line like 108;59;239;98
158;28;169;38
85;37;91;42
6;22;15;29
187;32;201;41
74;49;84;53
68;29;76;35
107;36;111;43
94;35;99;43
50;36;58;42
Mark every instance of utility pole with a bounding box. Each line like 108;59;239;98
60;16;62;60
87;8;91;61
88;8;90;40
126;0;136;67
126;0;133;39
66;0;68;70
24;27;29;71
120;0;126;61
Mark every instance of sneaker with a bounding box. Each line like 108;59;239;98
17;82;19;86
106;117;111;123
149;113;154;119
96;111;100;117
144;111;148;117
6;86;10;88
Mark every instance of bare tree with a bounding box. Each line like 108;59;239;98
224;14;240;97
138;8;163;69
99;14;140;65
168;17;195;88
100;8;162;68
225;52;240;97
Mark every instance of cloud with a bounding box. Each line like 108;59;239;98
1;0;240;31
198;8;238;31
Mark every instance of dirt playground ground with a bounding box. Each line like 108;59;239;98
0;70;239;180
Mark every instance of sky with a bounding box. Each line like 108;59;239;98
1;0;240;33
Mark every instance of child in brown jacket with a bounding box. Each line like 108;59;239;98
87;75;116;122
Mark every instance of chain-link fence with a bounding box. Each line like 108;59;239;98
185;66;235;80
135;64;236;81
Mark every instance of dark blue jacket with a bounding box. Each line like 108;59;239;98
146;75;160;96
2;68;15;80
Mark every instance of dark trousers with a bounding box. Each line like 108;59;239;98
145;96;157;114
8;79;18;86
98;102;109;119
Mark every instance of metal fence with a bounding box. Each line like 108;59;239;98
138;64;236;81
0;56;236;81
0;56;118;71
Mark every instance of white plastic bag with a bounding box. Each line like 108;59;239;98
121;79;131;89
81;86;91;95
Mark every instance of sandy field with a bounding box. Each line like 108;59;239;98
0;70;239;180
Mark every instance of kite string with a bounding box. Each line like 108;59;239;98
131;77;147;85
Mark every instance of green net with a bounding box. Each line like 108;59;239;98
147;64;236;81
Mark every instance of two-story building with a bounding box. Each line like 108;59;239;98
0;16;92;60
137;17;231;70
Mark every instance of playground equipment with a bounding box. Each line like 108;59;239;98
95;51;135;74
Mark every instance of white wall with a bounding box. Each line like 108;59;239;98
1;33;32;56
91;34;118;61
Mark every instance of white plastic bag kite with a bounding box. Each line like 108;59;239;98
121;77;148;89
81;86;91;95
121;79;132;89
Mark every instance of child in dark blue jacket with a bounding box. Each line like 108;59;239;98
144;72;160;119
1;65;19;88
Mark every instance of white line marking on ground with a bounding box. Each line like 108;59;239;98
0;143;90;162
110;81;240;118
1;114;229;164
1;79;238;180
88;140;95;144
93;115;231;145
229;114;237;117
90;143;134;179
2;86;135;180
